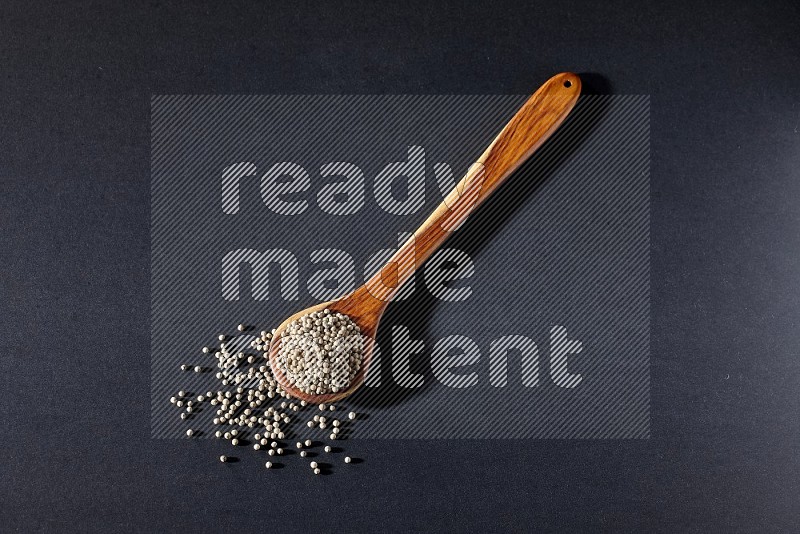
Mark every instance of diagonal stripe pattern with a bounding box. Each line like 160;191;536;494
151;94;650;439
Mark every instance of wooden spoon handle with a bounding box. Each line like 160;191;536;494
365;72;581;302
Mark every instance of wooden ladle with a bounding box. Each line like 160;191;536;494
268;72;582;403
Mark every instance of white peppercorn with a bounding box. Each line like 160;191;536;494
275;310;364;395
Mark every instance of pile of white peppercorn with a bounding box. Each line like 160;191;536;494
275;309;364;395
170;320;361;475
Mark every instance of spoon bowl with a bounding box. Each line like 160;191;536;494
268;286;387;403
268;72;582;403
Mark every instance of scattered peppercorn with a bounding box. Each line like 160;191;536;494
172;324;365;475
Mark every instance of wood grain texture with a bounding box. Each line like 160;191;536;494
269;73;581;402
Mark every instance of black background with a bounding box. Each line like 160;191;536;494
2;1;799;532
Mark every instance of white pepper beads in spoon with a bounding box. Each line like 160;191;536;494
275;309;364;395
